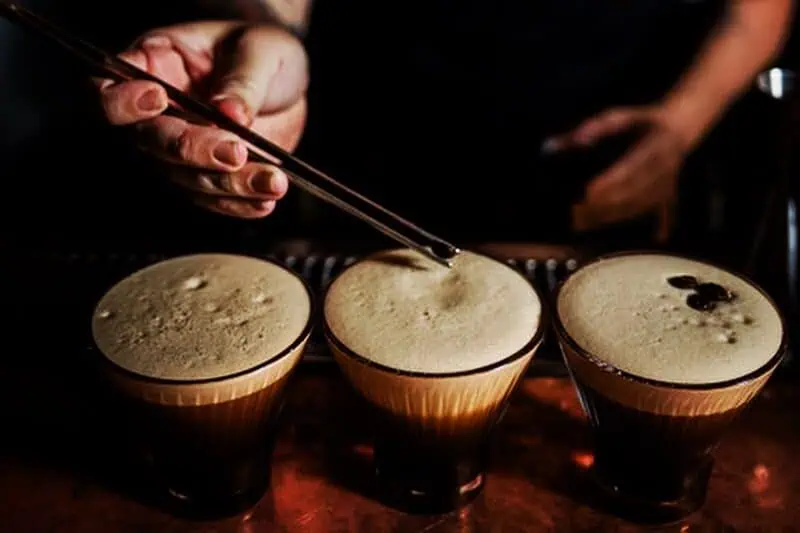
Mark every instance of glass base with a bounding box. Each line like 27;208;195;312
152;467;272;520
589;460;711;525
375;465;485;514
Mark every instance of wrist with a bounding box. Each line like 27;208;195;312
196;1;309;37
658;83;737;152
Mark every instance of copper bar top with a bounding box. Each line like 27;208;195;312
1;370;798;533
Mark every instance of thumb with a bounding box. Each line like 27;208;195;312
211;27;308;126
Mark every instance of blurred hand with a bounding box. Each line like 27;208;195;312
547;106;689;242
96;21;308;218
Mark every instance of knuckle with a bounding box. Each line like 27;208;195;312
218;174;238;195
192;173;238;195
216;198;251;217
229;174;252;196
215;198;237;212
196;174;218;194
101;92;127;124
174;130;196;162
220;74;258;96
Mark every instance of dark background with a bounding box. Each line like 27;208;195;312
0;1;797;303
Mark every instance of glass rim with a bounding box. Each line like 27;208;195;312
91;254;316;387
322;248;548;379
552;249;788;391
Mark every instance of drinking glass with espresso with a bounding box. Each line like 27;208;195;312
324;249;545;513
91;254;313;516
554;252;785;524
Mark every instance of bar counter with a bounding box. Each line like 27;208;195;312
1;242;797;531
2;369;798;533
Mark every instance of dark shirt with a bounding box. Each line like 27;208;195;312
299;0;724;243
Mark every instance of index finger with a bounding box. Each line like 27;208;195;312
94;48;169;125
545;108;645;152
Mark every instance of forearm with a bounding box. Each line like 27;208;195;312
661;0;794;149
195;0;313;34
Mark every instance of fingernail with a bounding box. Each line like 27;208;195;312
213;141;245;167
136;89;164;112
212;95;252;126
141;35;171;49
249;170;281;194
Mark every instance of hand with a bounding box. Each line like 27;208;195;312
95;21;309;219
547;106;690;242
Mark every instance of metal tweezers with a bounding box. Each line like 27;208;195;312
0;1;460;267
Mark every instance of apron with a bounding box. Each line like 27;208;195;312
297;0;724;244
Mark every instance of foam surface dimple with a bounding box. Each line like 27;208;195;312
92;254;311;381
557;254;783;385
324;249;542;374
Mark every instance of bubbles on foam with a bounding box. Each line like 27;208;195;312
182;276;206;291
731;312;753;325
688;317;705;327
252;293;272;304
637;275;762;353
707;316;725;328
92;253;313;382
716;331;736;344
127;330;147;346
98;310;113;319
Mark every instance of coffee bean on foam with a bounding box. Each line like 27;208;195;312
557;254;783;385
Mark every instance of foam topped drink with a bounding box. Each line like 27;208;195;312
324;248;545;512
92;254;312;515
554;252;785;523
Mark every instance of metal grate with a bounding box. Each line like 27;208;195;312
43;251;579;293
27;250;580;368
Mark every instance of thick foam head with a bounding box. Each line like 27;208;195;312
324;249;542;374
92;254;311;382
557;253;783;386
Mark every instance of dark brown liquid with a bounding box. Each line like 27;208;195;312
367;396;514;514
122;373;292;518
573;378;746;524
